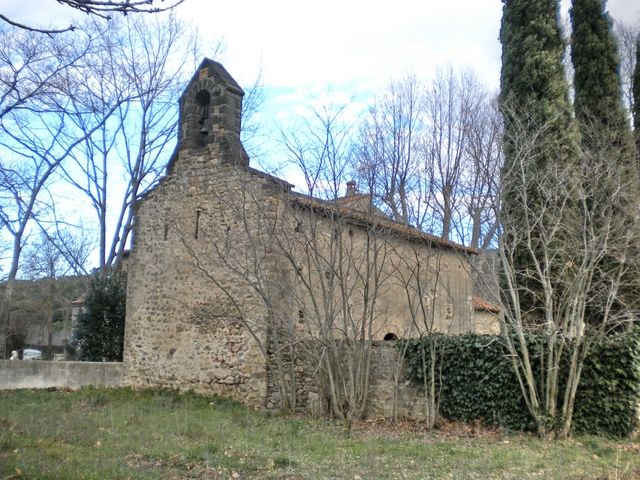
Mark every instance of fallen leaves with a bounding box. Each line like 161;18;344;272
348;417;504;442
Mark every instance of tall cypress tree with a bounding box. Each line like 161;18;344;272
571;0;639;318
633;34;640;152
500;0;578;157
571;0;633;152
499;0;579;313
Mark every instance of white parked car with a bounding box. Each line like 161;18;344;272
22;349;42;360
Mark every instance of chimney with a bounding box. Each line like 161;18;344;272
346;180;357;197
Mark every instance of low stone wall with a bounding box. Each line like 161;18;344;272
266;341;426;419
365;342;426;419
0;361;125;390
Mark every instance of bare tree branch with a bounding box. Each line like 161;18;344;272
0;14;74;34
0;0;186;34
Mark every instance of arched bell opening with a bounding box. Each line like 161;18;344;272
195;89;211;135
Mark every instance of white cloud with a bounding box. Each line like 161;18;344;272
184;0;505;91
5;0;636;94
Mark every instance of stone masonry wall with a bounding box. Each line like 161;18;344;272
265;341;426;419
123;142;273;407
124;60;276;406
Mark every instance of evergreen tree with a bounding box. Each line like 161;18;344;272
499;0;580;314
571;0;633;151
633;34;640;151
500;0;578;158
571;0;639;319
71;271;127;361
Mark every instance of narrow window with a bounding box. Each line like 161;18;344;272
195;210;201;239
294;221;303;233
164;224;169;240
298;310;305;324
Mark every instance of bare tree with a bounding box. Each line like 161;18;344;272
281;99;355;200
498;110;638;438
0;25;89;121
614;20;639;116
240;65;267;161
280;197;395;422
0;236;8;280
278;102;392;420
0;24;120;356
390;244;471;428
60;14;199;269
424;67;489;242
354;68;500;250
29;223;93;276
20;231;87;351
0;25;93;291
1;0;186;35
355;75;424;227
463;96;503;252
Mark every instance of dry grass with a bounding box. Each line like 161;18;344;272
0;387;638;479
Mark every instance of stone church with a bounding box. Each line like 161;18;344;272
123;59;498;412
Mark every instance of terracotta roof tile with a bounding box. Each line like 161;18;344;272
287;192;476;255
473;296;501;313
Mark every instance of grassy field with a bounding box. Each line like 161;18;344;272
0;388;638;479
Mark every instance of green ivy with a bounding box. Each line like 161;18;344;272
402;331;640;437
573;332;640;437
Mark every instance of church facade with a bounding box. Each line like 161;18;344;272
123;59;498;412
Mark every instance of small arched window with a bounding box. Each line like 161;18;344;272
195;89;211;134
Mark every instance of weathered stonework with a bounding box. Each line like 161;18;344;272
124;60;270;406
124;59;500;414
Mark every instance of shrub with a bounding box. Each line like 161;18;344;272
403;330;640;437
70;270;127;361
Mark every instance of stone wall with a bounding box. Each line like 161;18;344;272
272;200;481;340
0;361;124;390
124;61;276;406
472;310;501;335
365;342;427;419
264;341;429;419
123;145;272;406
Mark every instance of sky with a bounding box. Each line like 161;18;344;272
1;0;639;272
3;1;638;101
189;0;637;93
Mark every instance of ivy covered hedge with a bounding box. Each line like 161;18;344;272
573;332;640;437
402;331;640;437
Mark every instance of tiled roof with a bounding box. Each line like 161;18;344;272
473;296;501;313
287;192;477;255
183;158;475;255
